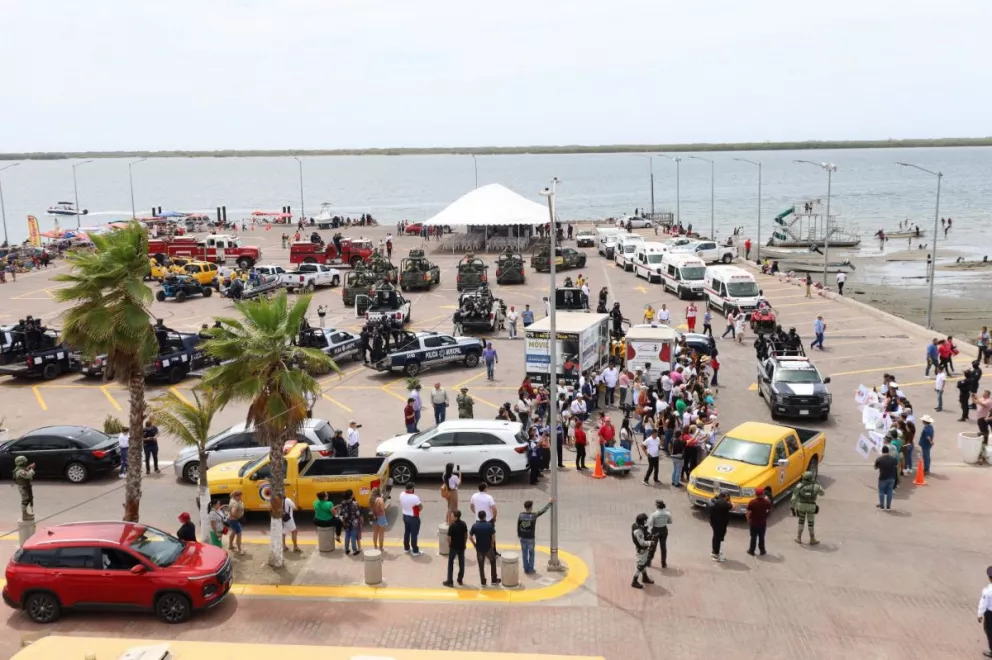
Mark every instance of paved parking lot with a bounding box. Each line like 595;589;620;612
1;225;989;659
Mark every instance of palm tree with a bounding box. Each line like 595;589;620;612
201;290;335;567
55;221;157;522
149;388;225;537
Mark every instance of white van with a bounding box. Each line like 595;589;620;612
614;234;645;271
660;252;707;299
596;227;620;258
632;242;668;283
704;265;763;316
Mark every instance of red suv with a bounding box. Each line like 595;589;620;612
3;521;231;624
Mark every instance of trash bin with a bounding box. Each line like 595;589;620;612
958;432;984;464
316;525;336;552
364;549;383;585
500;551;520;587
437;523;450;556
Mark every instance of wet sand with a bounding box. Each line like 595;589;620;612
843;281;992;340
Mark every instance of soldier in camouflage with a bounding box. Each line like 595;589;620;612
790;470;824;545
456;387;475;419
631;512;655;589
13;455;36;521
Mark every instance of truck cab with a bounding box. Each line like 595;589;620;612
632;242;667;283
660;252;707;299
614;234;645;271
679;240;738;264
757;355;832;420
596;227;620;258
687;421;826;513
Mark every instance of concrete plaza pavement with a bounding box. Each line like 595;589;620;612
1;224;990;659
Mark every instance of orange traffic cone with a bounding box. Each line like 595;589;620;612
591;452;606;479
913;457;927;486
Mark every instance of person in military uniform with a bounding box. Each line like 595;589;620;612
453;308;464;336
754;333;768;361
14;455;36;521
456;387;475;419
790;470;824;545
631;512;655;589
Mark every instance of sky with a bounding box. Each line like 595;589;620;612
2;0;990;151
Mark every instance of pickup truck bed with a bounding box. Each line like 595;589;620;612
793;427;821;445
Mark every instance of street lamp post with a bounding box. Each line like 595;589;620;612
688;156;715;239
539;177;565;573
634;155;655;216
661;155;682;225
72;160;94;229
128;158;147;219
293;157;305;221
897;162;943;330
795;160;838;285
733;158;762;263
471;155;479;189
0;162;21;247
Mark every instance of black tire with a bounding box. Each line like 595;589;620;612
153;254;167;265
481;460;510;486
237;258;251;269
676;286;684;299
463;352;480;368
403;361;421;377
202;287;213;298
176;290;187;303
64;461;89;484
42;362;60;380
389;460;416;486
24;592;61;624
183;461;200;485
807;456;819;480
722;253;732;264
155;592;192;624
167;366;185;384
156;290;166;302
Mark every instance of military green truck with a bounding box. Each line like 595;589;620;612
342;265;376;307
368;252;399;284
456;253;489;292
495;249;526;285
399;249;440;291
531;246;587;273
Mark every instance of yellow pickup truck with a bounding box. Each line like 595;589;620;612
207;442;391;511
687;421;826;514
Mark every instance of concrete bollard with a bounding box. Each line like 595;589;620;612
437;523;450;555
364;549;383;585
17;520;36;547
500;551;520;587
316;525;336;552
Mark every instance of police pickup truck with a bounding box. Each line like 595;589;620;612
80;330;213;384
360;284;412;326
297;327;364;363
756;355;832;421
368;331;483;377
0;323;79;380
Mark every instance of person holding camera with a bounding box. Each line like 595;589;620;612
346;420;362;457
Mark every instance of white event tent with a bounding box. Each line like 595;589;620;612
422;183;552;252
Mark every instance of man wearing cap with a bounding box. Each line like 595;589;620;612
346;421;361;457
457;387;475;419
977;566;992;657
176;512;197;543
918;414;935;475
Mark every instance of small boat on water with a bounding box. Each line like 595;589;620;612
874;228;927;240
779;259;856;274
46;201;88;216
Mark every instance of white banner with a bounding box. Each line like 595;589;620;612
855;434;873;459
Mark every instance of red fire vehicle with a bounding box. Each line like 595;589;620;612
147;234;261;269
289;238;374;267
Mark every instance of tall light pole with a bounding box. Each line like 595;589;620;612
661;155;682;226
471;155;479;189
795;160;837;285
897;162;943;330
734;158;762;263
689;156;715;239
634;155;655;216
72;159;93;229
0;162;21;247
539;177;565;573
128;158;146;219
293;156;305;220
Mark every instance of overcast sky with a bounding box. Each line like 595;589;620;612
3;0;989;151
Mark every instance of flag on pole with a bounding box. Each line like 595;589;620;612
26;215;41;246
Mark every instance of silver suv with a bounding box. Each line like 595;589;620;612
172;418;336;484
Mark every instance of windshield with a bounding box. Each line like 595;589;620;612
680;266;706;281
710;436;772;466
776;368;823;384
130;526;185;567
647;254;663;264
407;427;438;446
727;281;760;297
238;455;265;477
623;244;639;253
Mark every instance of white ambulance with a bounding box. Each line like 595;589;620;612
613;234;645;272
703;265;763;316
632;243;668;283
659;252;707;299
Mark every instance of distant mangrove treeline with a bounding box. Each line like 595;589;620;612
3;137;992;160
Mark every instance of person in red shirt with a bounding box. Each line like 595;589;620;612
573;421;588;470
937;339;953;375
710;355;720;387
597;418;615;466
404;398;417;433
521;376;536;398
744;238;752;260
746;488;772;556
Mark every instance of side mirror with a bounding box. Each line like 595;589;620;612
776;459;788;467
823;377;832;384
420;442;432;449
248;472;259;481
130;564;147;575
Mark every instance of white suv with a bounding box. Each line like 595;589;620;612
375;420;528;487
173;418;336;484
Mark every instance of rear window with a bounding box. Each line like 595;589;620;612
75;429;111;447
514;431;528;445
14;548;58;567
312;421;335;443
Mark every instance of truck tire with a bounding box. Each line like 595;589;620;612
202;287;213;298
156;290;166;302
481;460;510;487
463;352;480;368
167;366;185;384
331;275;340;287
676;286;684;299
722;253;732;264
389;460;416;486
403;361;421;377
183;461;200;484
237;258;252;269
807;456;819;480
304;282;315;293
175;290;187;303
42;362;61;380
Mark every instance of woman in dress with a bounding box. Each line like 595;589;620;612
370;487;387;551
282;496;301;553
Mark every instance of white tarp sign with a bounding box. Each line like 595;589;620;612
869;431;887;452
854;385;870;406
855;434;873;459
862;406;883;430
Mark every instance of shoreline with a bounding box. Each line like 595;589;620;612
4;137;992;161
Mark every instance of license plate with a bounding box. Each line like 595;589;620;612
799;410;810;415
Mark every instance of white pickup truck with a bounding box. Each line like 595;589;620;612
255;264;342;292
673;240;738;264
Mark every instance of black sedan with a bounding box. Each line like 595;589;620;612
0;426;121;484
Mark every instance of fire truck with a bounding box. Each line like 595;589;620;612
147;234;262;269
289;238;374;267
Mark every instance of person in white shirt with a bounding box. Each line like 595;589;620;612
976;565;992;655
642;363;654;387
399;483;424;555
601;365;619;407
661;373;673;401
581;282;591;310
935;370;946;411
654;397;669;416
507;306;520;339
470;483;499;553
658;305;671;324
836;271;847;295
346;421;361;457
515;396;532;430
118;430;129;478
642;430;661;485
282;497;300;553
570;395;587;422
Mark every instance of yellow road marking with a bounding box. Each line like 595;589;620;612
32;386;47;411
896;376;960;388
100;385;123;412
748;383;758;391
169;387;192;405
634;286;649;293
321;393;353;412
830;363;924;377
439;305;458;309
453;370;487;390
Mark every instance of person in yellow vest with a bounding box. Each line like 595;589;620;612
643;305;655;325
